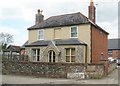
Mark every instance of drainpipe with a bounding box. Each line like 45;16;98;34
85;45;87;64
85;44;88;79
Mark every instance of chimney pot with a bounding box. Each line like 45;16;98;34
88;0;96;23
35;9;44;24
38;9;40;14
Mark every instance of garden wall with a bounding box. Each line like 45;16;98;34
108;63;117;73
2;61;105;79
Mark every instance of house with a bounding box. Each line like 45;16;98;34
20;41;28;55
108;39;120;58
24;0;108;64
3;45;21;60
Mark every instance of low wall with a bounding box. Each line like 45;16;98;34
108;63;117;73
2;61;105;79
85;64;104;79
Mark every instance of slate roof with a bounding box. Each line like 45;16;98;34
3;45;21;52
27;12;108;34
108;39;120;50
25;38;87;47
28;12;89;30
22;41;28;47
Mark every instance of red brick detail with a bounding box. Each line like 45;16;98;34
112;50;120;58
91;25;108;64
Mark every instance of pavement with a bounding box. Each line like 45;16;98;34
1;68;119;84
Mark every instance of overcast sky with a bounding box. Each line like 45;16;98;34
0;0;119;46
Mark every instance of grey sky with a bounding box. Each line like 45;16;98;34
0;0;119;45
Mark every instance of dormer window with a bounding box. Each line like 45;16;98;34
71;26;78;38
38;29;44;40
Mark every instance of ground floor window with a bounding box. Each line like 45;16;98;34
48;50;56;62
32;49;40;61
66;48;76;62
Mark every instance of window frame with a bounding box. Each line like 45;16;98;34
48;50;56;62
38;29;44;40
70;26;78;38
66;48;76;63
32;49;40;62
108;50;112;55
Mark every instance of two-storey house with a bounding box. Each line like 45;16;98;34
25;0;109;64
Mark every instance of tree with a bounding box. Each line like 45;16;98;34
0;32;13;49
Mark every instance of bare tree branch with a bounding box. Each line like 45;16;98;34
0;32;13;49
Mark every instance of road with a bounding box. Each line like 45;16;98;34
1;68;119;84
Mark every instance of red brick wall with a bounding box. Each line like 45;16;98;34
91;25;108;63
112;50;120;58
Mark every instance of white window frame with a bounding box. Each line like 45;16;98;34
66;48;76;63
38;29;44;40
32;49;40;62
70;26;78;38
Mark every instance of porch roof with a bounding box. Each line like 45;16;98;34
25;38;87;47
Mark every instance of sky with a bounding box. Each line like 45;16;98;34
0;0;119;46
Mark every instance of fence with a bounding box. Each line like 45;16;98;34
2;54;29;62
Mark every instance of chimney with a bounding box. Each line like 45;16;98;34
35;9;44;24
88;0;96;23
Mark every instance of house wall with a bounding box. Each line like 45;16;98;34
54;28;61;39
112;50;120;58
91;25;108;63
28;30;38;43
77;24;91;63
28;24;91;63
26;45;86;63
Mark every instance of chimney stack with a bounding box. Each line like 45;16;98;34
88;0;96;23
35;9;44;24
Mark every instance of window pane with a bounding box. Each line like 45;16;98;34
71;26;77;37
32;49;40;61
71;33;77;37
71;48;75;55
66;56;70;62
71;56;75;62
53;56;55;62
66;49;70;55
37;49;40;61
38;30;44;40
53;52;55;62
71;27;77;32
32;49;36;61
33;49;36;56
49;52;52;62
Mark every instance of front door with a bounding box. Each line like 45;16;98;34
48;50;55;62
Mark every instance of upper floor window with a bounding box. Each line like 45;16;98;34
38;29;44;40
71;26;77;38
